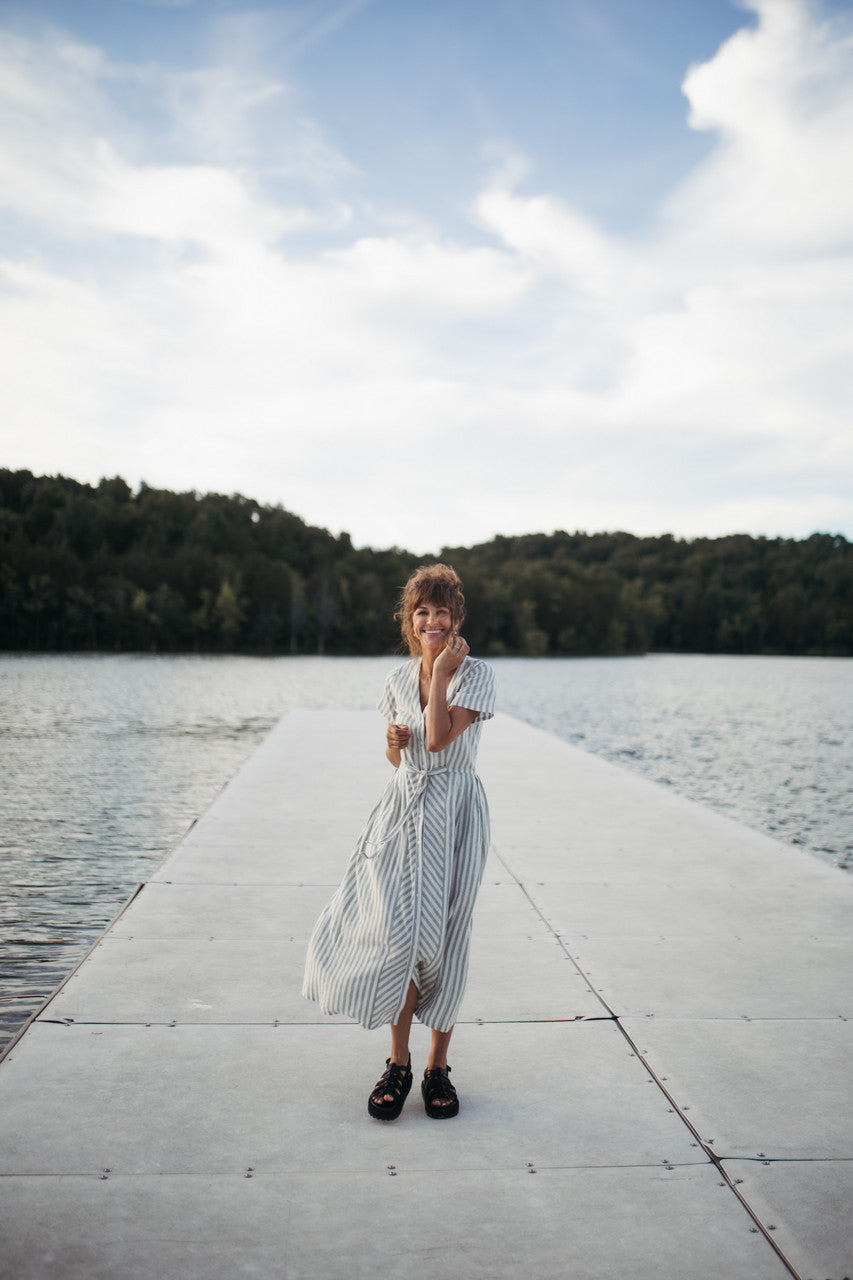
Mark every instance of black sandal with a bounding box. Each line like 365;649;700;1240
421;1065;459;1119
368;1056;412;1121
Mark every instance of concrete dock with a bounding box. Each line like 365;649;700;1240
1;710;851;1280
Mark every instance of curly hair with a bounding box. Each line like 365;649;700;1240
395;563;466;657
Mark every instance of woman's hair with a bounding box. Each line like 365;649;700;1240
395;563;466;657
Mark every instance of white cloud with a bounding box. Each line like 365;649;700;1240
0;25;344;246
473;0;853;462
670;0;853;251
0;0;852;547
92;146;301;249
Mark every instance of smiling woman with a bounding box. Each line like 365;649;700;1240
302;563;496;1121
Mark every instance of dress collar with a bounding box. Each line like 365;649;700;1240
414;654;468;706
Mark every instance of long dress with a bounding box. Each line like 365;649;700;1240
301;655;496;1032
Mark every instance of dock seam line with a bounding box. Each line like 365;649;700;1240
491;843;805;1280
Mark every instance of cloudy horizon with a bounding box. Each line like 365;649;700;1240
1;0;851;551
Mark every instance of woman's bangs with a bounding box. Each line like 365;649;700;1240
411;581;455;613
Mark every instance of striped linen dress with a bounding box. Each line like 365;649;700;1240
302;655;495;1032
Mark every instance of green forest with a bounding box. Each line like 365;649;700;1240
1;468;850;656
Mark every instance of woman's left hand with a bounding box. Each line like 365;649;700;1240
435;633;469;675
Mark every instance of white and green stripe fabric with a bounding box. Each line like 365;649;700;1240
302;656;496;1032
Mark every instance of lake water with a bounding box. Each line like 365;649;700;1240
1;652;850;1050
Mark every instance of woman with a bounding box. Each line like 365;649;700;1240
302;563;495;1120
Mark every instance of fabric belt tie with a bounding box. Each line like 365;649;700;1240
360;764;474;860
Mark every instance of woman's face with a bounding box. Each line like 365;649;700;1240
412;601;453;655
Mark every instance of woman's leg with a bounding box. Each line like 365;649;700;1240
427;1026;453;1070
390;979;418;1064
424;1025;457;1111
370;980;418;1107
368;981;418;1118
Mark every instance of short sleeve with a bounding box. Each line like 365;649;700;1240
377;670;397;721
450;658;496;722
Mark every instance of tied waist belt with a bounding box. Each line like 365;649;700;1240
360;765;475;860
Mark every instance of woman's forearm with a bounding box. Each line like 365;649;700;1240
425;674;453;752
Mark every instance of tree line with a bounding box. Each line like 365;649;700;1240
1;469;850;657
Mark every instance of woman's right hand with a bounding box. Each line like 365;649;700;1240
386;723;411;751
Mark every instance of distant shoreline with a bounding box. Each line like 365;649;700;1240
2;469;851;658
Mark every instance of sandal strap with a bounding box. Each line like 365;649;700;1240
422;1065;457;1105
371;1057;411;1103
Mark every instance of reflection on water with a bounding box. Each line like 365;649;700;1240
0;652;850;1050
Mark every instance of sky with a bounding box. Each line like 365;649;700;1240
1;0;852;552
